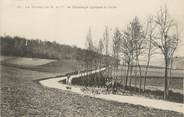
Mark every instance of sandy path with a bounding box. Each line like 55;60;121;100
39;68;184;114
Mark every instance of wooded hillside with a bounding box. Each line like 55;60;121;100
0;36;115;65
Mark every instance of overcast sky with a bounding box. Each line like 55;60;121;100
1;0;184;58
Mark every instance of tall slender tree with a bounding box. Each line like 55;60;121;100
152;7;180;99
112;28;122;87
143;16;157;92
103;26;110;77
85;28;94;86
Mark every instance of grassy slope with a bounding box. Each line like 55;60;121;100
0;56;84;74
0;56;56;67
1;65;183;117
34;59;84;73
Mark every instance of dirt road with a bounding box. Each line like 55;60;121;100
39;68;184;114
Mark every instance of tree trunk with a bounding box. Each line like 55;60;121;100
143;54;151;92
134;64;138;89
164;57;169;100
143;36;152;92
138;60;142;93
120;65;123;86
125;62;130;89
129;64;133;87
168;58;173;90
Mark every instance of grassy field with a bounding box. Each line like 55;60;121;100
1;55;183;117
34;59;84;73
1;65;183;117
0;56;56;67
0;55;84;73
111;65;184;90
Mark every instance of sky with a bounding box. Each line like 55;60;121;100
1;0;184;59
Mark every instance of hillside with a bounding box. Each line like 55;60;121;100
0;36;116;66
0;56;85;74
0;36;86;60
0;56;56;67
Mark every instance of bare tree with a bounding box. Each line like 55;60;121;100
95;39;104;87
98;39;104;67
85;28;94;86
152;7;179;99
103;26;110;77
131;17;145;92
121;17;144;90
168;24;179;90
121;30;134;89
112;28;122;88
143;16;157;92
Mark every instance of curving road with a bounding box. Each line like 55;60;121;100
39;68;184;114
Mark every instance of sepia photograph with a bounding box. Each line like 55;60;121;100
0;0;184;116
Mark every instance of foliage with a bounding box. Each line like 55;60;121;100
0;36;115;66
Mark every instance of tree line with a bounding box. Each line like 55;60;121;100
83;6;182;100
0;35;116;66
111;6;181;100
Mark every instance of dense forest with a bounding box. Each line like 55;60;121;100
0;36;115;65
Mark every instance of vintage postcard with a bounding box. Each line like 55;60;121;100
0;0;184;116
